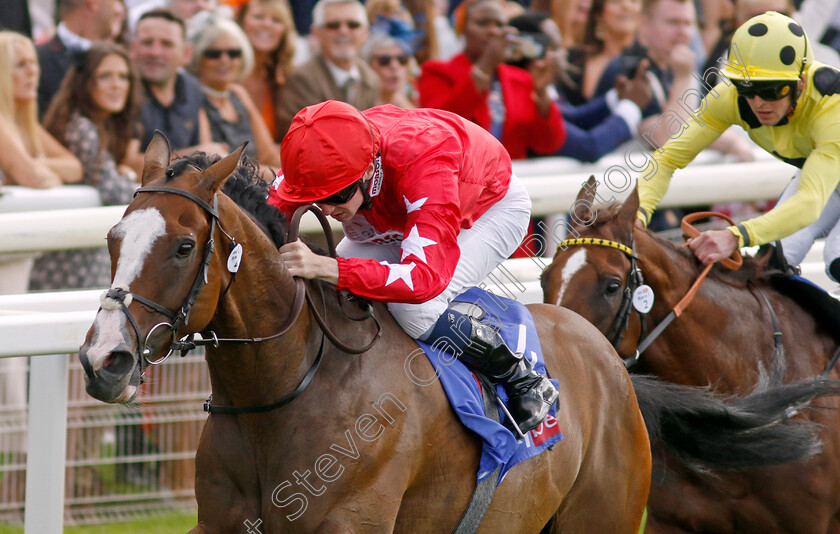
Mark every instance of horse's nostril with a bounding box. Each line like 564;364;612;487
100;350;135;377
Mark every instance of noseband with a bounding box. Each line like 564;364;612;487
556;237;648;366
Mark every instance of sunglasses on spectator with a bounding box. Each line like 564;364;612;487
319;180;360;205
733;79;794;101
374;54;410;67
203;48;243;59
323;20;363;30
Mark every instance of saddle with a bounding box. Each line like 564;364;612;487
760;243;840;341
414;287;563;481
769;273;840;341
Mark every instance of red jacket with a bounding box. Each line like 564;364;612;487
269;105;514;303
417;53;566;159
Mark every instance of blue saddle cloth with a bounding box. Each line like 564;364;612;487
414;287;564;484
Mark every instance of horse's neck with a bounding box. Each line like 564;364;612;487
204;206;314;408
634;231;759;384
636;231;698;299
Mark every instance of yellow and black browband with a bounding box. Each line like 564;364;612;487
557;238;636;258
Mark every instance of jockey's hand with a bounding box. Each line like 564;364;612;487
279;239;339;284
688;229;739;265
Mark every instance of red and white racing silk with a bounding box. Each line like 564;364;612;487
269;105;512;303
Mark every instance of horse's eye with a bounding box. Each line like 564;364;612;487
605;280;622;295
176;241;194;258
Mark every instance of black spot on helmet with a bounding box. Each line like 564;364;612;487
748;23;768;37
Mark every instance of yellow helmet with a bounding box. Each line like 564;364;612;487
723;11;811;82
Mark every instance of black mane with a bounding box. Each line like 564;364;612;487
168;152;288;247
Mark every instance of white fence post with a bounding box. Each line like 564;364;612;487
23;355;68;534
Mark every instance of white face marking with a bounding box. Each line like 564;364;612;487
555;249;587;306
87;310;127;372
86;208;167;371
111;208;167;289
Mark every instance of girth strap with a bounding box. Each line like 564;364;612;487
451;373;501;534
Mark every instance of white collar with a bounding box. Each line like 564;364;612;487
57;22;92;51
325;58;360;88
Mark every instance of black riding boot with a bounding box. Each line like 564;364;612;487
423;308;559;434
460;318;559;433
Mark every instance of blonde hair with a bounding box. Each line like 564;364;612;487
0;31;44;157
236;0;298;81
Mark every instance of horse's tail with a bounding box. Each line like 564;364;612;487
631;374;840;469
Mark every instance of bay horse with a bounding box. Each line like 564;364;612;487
541;178;840;534
78;135;833;533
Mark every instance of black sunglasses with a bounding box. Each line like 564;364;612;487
319;180;360;205
374;54;410;67
323;20;363;30
733;80;795;101
203;48;243;59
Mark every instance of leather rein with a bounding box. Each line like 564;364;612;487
101;185;381;414
557;212;744;369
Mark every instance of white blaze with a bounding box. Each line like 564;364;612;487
111;209;167;289
555;249;587;306
86;209;167;371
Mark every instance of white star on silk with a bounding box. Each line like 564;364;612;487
401;226;437;262
404;196;428;213
380;261;416;290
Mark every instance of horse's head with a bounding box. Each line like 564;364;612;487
79;132;246;403
541;177;643;351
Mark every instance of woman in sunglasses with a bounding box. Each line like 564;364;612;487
361;32;417;108
188;12;282;178
637;11;840;283
271;100;559;435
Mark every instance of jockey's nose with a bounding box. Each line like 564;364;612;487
316;203;335;215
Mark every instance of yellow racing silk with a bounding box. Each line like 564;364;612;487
638;60;840;247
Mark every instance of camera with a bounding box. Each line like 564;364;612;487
504;33;549;64
621;52;648;78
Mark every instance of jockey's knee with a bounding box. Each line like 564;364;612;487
388;301;446;339
828;257;840;283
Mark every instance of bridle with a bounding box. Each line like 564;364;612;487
102;186;238;368
556;237;648;361
100;185;382;413
557;212;745;370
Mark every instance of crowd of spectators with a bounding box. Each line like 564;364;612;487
0;0;839;289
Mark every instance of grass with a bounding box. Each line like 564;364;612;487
0;511;197;533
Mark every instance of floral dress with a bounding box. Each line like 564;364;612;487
28;113;137;290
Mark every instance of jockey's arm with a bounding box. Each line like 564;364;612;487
637;83;735;226
732;144;840;248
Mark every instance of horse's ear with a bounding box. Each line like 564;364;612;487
202;142;247;192
570;175;598;229
142;131;171;185
618;183;640;230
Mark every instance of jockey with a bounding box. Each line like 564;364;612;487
636;11;840;282
270;100;558;434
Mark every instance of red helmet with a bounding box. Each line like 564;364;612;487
277;100;381;203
